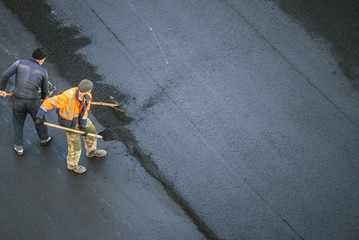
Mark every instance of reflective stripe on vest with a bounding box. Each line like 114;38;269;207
40;105;48;112
50;97;57;109
59;90;79;118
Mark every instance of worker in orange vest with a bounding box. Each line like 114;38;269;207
36;79;106;173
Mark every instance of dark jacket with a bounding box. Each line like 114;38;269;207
0;59;49;100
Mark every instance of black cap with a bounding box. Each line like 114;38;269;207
32;48;47;60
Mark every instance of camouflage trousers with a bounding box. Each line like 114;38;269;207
65;118;97;166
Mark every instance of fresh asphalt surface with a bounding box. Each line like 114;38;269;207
1;0;359;240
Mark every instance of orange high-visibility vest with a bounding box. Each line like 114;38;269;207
39;87;92;129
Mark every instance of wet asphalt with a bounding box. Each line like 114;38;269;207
0;0;359;239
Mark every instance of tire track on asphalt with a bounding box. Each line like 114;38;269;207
81;0;132;56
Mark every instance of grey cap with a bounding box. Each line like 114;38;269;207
78;79;93;92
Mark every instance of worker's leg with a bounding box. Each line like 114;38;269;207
28;99;49;141
66;131;82;166
12;99;27;147
83;118;97;154
83;118;107;158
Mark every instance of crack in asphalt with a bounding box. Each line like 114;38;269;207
1;0;218;239
81;0;133;56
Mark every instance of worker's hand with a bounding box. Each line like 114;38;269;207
80;127;88;136
0;90;6;97
36;118;45;125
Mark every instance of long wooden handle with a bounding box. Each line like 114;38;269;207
91;102;118;107
91;101;128;115
43;122;103;139
4;95;119;108
4;93;118;107
6;93;119;108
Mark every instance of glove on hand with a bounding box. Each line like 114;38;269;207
36;118;45;125
80;127;88;136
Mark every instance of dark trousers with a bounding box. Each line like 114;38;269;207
12;98;48;146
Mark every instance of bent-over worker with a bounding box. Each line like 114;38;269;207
36;79;106;173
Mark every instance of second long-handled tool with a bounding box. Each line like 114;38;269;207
4;93;128;117
43;122;103;139
91;96;128;117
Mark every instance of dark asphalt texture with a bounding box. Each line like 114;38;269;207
1;0;214;238
1;0;359;239
272;0;359;88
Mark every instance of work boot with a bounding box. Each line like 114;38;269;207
67;164;87;174
40;136;52;146
14;145;24;156
86;149;107;158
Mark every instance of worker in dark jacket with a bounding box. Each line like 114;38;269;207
0;48;52;156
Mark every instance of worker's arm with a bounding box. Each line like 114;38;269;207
78;95;92;129
36;93;68;124
0;61;18;91
40;71;49;100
